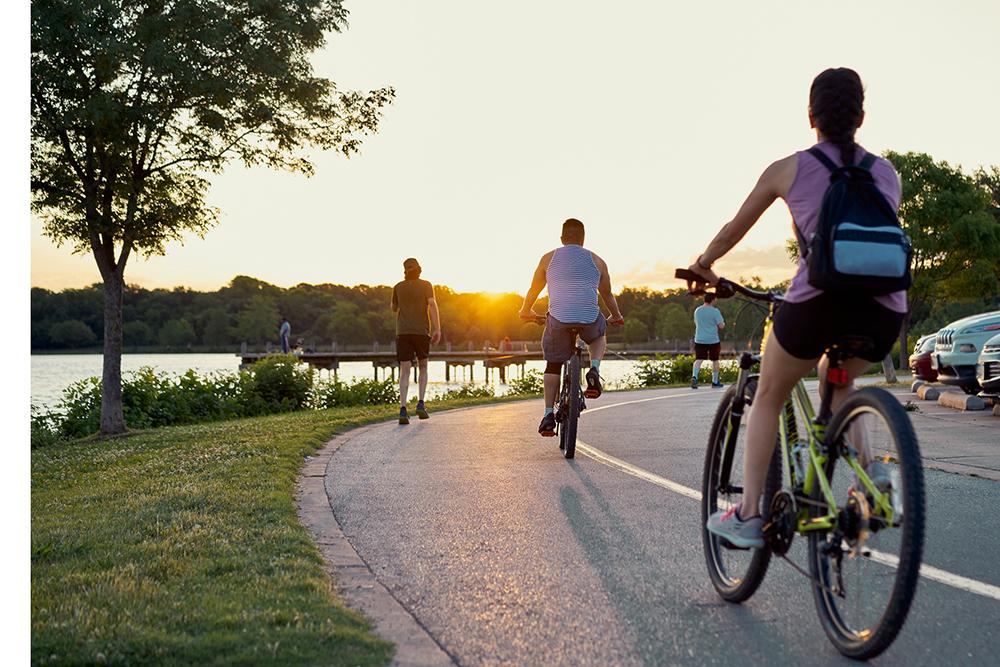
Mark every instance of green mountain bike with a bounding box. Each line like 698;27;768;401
677;270;925;660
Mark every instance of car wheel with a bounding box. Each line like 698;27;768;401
961;383;982;395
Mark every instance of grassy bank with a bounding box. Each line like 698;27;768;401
31;396;517;665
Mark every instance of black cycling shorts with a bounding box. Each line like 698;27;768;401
772;293;905;362
396;334;430;362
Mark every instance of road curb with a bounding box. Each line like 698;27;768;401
296;422;457;667
938;392;986;411
916;384;940;401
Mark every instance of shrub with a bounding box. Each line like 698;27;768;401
251;355;313;411
631;354;739;387
506;369;544;395
437;384;495;400
312;378;398;408
30;406;62;448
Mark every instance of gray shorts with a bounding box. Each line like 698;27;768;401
542;313;607;363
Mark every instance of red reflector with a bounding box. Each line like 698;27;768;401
985;324;1000;331
827;368;849;385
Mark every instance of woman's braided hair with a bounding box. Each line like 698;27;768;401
809;68;864;166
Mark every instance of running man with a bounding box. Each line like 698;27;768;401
691;293;725;388
519;218;625;437
391;258;442;424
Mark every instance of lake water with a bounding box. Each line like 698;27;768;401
30;353;646;410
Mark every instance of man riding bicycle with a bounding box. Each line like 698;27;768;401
519;218;625;437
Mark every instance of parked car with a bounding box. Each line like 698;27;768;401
932;311;1000;394
909;333;938;382
976;332;1000;398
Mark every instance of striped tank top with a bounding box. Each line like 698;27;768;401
546;244;600;324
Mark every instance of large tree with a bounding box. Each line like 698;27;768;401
31;0;393;434
885;152;1000;368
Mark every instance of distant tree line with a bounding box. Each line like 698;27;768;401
28;275;735;351
33;273;993;354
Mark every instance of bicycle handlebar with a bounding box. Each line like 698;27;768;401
674;268;782;303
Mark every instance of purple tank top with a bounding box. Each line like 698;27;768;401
784;141;907;313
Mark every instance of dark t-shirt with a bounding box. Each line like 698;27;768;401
392;279;434;336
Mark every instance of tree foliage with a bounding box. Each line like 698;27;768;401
885;152;1000;322
31;0;393;432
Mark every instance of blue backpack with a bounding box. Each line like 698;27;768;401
797;148;912;295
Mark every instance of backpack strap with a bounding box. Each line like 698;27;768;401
806;146;839;172
858;152;877;170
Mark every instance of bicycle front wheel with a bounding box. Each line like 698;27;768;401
562;355;580;459
702;380;782;602
808;387;924;660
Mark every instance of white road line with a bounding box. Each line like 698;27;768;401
582;391;701;415
573;432;1000;603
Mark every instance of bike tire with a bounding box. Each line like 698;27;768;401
808;387;924;660
563;355;580;459
702;380;782;602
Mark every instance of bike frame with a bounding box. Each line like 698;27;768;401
556;336;587;430
718;310;895;535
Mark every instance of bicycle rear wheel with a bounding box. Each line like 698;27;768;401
562;355;580;459
702;380;782;602
808;388;924;660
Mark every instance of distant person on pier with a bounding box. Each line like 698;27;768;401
519;218;625;437
391;257;442;424
279;317;291;354
691;293;725;388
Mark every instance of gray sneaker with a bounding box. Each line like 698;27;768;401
706;504;764;549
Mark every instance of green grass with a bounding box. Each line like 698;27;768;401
31;396;515;666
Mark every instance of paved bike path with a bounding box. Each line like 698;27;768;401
324;388;999;666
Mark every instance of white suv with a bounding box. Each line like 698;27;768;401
932;310;1000;394
977;332;1000;398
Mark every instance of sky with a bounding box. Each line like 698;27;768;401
29;0;1000;294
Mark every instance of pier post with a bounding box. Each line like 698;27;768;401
445;363;450;382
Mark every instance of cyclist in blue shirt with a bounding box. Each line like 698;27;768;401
692;293;725;388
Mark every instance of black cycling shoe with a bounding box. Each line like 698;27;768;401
584;367;602;398
538;412;557;437
399;407;410;425
415;401;430;419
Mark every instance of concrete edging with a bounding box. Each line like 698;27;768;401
296;423;457;667
916;384;940;401
938;392;986;411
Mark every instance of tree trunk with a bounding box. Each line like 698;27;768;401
100;272;126;435
898;312;910;374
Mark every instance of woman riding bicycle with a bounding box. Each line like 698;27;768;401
686;68;907;548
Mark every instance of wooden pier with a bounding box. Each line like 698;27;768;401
237;344;735;383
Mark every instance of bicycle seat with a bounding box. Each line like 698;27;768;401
828;335;876;358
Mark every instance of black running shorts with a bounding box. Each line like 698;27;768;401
396;334;430;362
694;342;721;361
772;293;905;362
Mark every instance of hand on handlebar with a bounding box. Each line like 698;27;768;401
519;308;546;325
683;261;719;293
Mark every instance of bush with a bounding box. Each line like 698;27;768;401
30;406;62;448
631;354;739;387
312;377;398;408
506;369;544;395
251;355;313;411
437;384;495;400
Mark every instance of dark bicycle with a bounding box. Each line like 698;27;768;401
676;269;925;660
528;315;588;458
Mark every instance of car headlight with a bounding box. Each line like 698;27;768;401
985;344;1000;354
960;323;1000;334
959;343;978;353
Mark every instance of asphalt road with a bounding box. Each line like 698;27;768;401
325;387;1000;666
